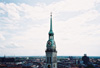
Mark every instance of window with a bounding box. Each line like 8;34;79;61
47;57;48;63
54;64;55;67
50;57;51;62
48;65;51;68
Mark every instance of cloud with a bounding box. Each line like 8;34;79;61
46;0;95;12
4;42;22;48
0;10;5;14
0;0;100;56
96;0;100;3
0;0;97;21
0;33;5;40
0;3;21;20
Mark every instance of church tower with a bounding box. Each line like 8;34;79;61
45;13;57;68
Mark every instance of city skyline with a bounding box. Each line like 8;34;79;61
0;0;100;56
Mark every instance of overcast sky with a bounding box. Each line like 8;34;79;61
0;0;100;56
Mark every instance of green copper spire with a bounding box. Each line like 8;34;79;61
50;12;52;31
49;12;54;34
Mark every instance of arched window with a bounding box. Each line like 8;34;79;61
48;65;51;68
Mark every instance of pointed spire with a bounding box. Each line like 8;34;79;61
49;12;54;34
50;12;52;31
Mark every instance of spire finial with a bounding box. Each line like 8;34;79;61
50;12;52;17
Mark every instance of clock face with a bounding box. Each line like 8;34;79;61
48;41;51;45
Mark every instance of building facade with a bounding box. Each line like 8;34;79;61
45;13;57;68
82;54;89;65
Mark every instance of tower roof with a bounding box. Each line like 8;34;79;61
49;12;54;34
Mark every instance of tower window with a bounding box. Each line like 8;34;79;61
47;57;48;63
48;65;51;68
54;64;55;67
50;57;51;62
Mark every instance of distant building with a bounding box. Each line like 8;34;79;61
45;13;57;68
82;54;89;65
0;56;15;64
